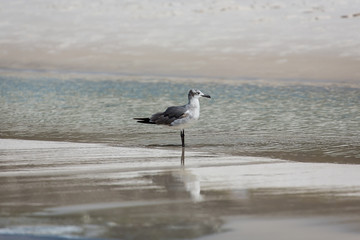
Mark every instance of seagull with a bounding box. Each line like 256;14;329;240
134;89;211;147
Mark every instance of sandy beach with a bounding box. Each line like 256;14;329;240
1;139;360;239
1;0;360;82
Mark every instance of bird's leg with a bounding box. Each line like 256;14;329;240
180;129;185;148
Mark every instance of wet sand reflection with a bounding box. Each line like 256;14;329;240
1;139;360;239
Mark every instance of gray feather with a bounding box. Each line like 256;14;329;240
150;105;187;125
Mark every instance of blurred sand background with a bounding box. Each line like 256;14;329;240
1;0;360;82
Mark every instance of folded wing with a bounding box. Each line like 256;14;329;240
150;105;188;125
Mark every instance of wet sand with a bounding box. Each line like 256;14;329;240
1;139;360;239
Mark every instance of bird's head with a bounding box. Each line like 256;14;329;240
188;89;211;100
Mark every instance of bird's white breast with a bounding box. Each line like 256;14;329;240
170;99;200;128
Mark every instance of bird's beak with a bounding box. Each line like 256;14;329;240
201;94;211;98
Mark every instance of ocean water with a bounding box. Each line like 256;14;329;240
0;73;359;163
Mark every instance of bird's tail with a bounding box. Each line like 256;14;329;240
133;118;155;124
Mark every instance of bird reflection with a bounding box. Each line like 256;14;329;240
181;147;185;165
148;168;202;202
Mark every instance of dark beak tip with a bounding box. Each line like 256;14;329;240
203;94;211;98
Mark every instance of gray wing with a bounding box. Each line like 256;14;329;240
150;105;188;125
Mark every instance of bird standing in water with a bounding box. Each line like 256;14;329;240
134;89;211;147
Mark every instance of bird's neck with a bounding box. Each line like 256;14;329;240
188;98;200;109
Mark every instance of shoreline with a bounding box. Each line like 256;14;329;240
1;67;359;89
1;134;359;165
1;138;360;190
1;48;360;83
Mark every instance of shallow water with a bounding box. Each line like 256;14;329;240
1;73;359;163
